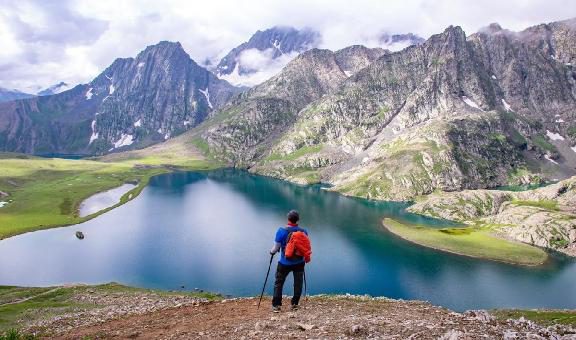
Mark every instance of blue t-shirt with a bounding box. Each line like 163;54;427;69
275;225;308;265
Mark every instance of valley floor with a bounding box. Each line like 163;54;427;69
1;284;575;339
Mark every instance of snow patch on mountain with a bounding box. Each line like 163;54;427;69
85;88;93;100
462;96;483;111
89;120;98;145
501;99;512;111
544;154;559;164
109;84;115;95
546;130;565;141
272;39;283;54
113;134;134;148
134;119;142;127
199;88;213;109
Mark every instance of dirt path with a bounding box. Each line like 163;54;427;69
0;288;61;307
57;296;574;339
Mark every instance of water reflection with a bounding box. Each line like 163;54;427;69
79;183;137;217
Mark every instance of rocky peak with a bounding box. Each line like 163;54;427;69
334;45;388;76
216;26;320;77
247;46;384;109
0;40;242;155
432;25;467;51
37;82;72;96
136;41;191;65
484;23;504;33
379;32;425;48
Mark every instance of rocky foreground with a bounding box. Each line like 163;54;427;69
12;286;574;339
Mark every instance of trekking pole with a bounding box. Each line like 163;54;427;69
303;266;308;303
257;253;275;309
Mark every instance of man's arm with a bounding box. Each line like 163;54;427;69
270;242;281;255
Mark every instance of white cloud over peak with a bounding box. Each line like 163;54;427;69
220;48;300;87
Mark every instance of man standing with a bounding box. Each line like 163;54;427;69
269;210;308;312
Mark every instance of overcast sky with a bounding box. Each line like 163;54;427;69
1;0;575;92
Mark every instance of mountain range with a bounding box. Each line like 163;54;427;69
214;26;424;86
0;82;79;103
196;18;576;199
0;88;35;103
1;18;576;200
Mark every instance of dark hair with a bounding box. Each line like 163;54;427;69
287;210;300;223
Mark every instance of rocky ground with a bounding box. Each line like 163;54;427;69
18;292;573;339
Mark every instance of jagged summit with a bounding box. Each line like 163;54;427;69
485;23;504;33
216;26;320;77
37;82;72;96
378;32;425;48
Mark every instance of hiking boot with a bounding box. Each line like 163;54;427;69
291;304;299;311
272;306;281;313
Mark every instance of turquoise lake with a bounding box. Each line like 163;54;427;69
0;169;575;311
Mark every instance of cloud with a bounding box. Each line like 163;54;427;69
0;0;574;92
219;48;300;87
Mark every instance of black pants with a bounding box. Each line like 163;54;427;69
272;262;304;307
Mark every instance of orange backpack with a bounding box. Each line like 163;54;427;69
285;231;312;263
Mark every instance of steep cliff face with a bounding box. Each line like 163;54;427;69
0;41;240;155
467;20;576;144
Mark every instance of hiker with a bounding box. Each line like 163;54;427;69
269;210;311;312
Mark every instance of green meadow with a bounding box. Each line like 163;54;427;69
0;148;218;239
382;218;547;266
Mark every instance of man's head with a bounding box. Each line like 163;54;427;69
287;210;300;224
